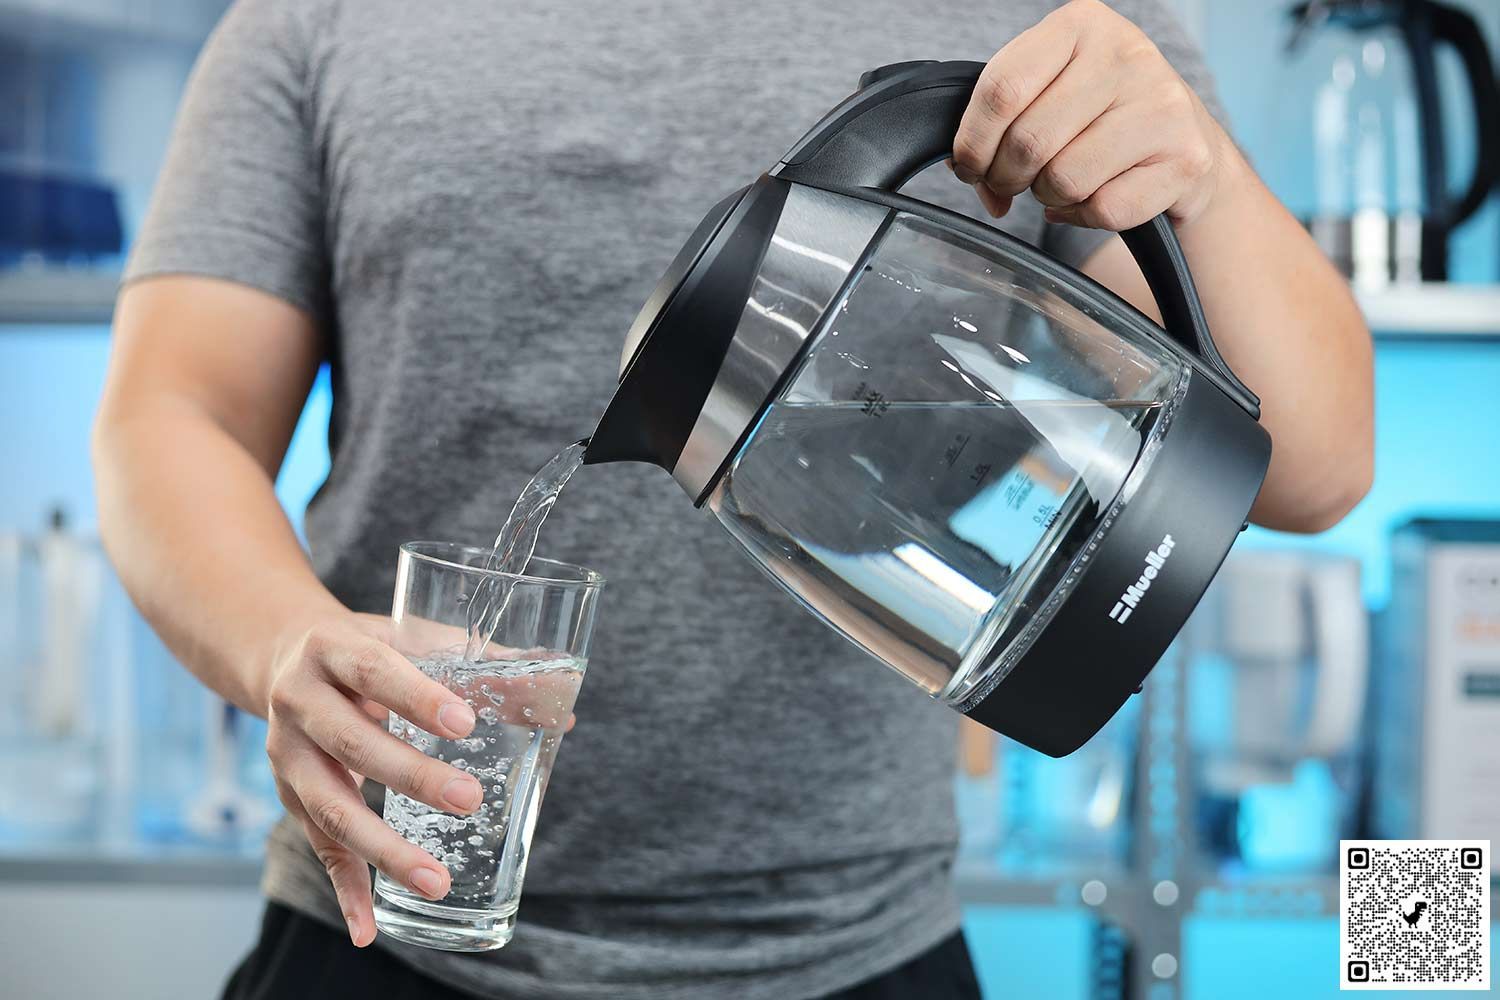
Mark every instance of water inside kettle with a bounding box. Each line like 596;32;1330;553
711;393;1164;698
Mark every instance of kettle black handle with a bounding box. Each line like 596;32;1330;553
776;60;1258;416
1423;0;1500;227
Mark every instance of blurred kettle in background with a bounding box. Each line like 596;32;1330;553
1271;0;1500;286
1185;552;1367;873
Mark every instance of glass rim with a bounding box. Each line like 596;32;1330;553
399;541;605;589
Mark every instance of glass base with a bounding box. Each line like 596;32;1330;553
373;884;517;952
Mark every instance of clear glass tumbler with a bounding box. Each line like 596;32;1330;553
372;541;604;952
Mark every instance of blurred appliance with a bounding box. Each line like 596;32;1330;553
184;699;275;847
0;510;134;845
988;699;1139;872
0;511;276;853
1279;0;1500;285
0;169;124;267
128;634;278;850
1374;518;1500;841
1186;552;1367;872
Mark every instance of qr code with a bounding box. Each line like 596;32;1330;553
1341;839;1490;990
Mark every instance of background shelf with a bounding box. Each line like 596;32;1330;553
7;273;1500;338
0;269;120;325
0;849;260;887
1359;284;1500;338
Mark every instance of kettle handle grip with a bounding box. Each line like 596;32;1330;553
776;60;1259;416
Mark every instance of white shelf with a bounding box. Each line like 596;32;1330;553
1358;284;1500;337
0;268;120;325
6;273;1496;337
0;849;261;887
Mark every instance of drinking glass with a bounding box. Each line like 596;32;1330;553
372;541;604;952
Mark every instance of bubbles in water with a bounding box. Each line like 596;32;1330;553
381;652;585;913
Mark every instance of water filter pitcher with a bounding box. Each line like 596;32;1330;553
585;61;1272;755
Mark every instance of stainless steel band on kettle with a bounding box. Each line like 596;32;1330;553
672;185;888;500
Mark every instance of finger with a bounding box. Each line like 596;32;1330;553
1044;160;1180;232
312;631;475;739
272;775;376;947
983;59;1118;199
302;809;377;947
1030;105;1164;209
952;12;1079;184
288;750;453;902
299;687;483;814
971;182;1012;219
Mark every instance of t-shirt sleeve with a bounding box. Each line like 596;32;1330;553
124;0;329;323
1041;0;1228;269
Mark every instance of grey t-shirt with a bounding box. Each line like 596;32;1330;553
127;2;1218;997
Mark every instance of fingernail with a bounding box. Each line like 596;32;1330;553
442;776;483;811
410;867;446;899
345;913;363;946
954;167;979;185
437;701;476;737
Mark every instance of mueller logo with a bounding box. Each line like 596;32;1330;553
1108;534;1176;625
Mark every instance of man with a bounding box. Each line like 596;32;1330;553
94;0;1372;997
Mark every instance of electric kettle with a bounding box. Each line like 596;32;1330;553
584;61;1271;756
1275;0;1500;284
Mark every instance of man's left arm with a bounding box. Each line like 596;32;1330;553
952;0;1373;533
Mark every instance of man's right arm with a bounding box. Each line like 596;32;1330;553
94;275;480;944
95;276;336;712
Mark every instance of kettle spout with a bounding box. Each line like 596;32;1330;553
580;381;676;471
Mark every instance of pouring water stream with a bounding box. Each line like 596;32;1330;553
463;439;590;661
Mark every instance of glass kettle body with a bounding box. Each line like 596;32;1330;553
585;62;1271;756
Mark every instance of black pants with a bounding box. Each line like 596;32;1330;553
223;902;981;1000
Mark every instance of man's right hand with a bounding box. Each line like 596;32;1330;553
264;612;482;947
